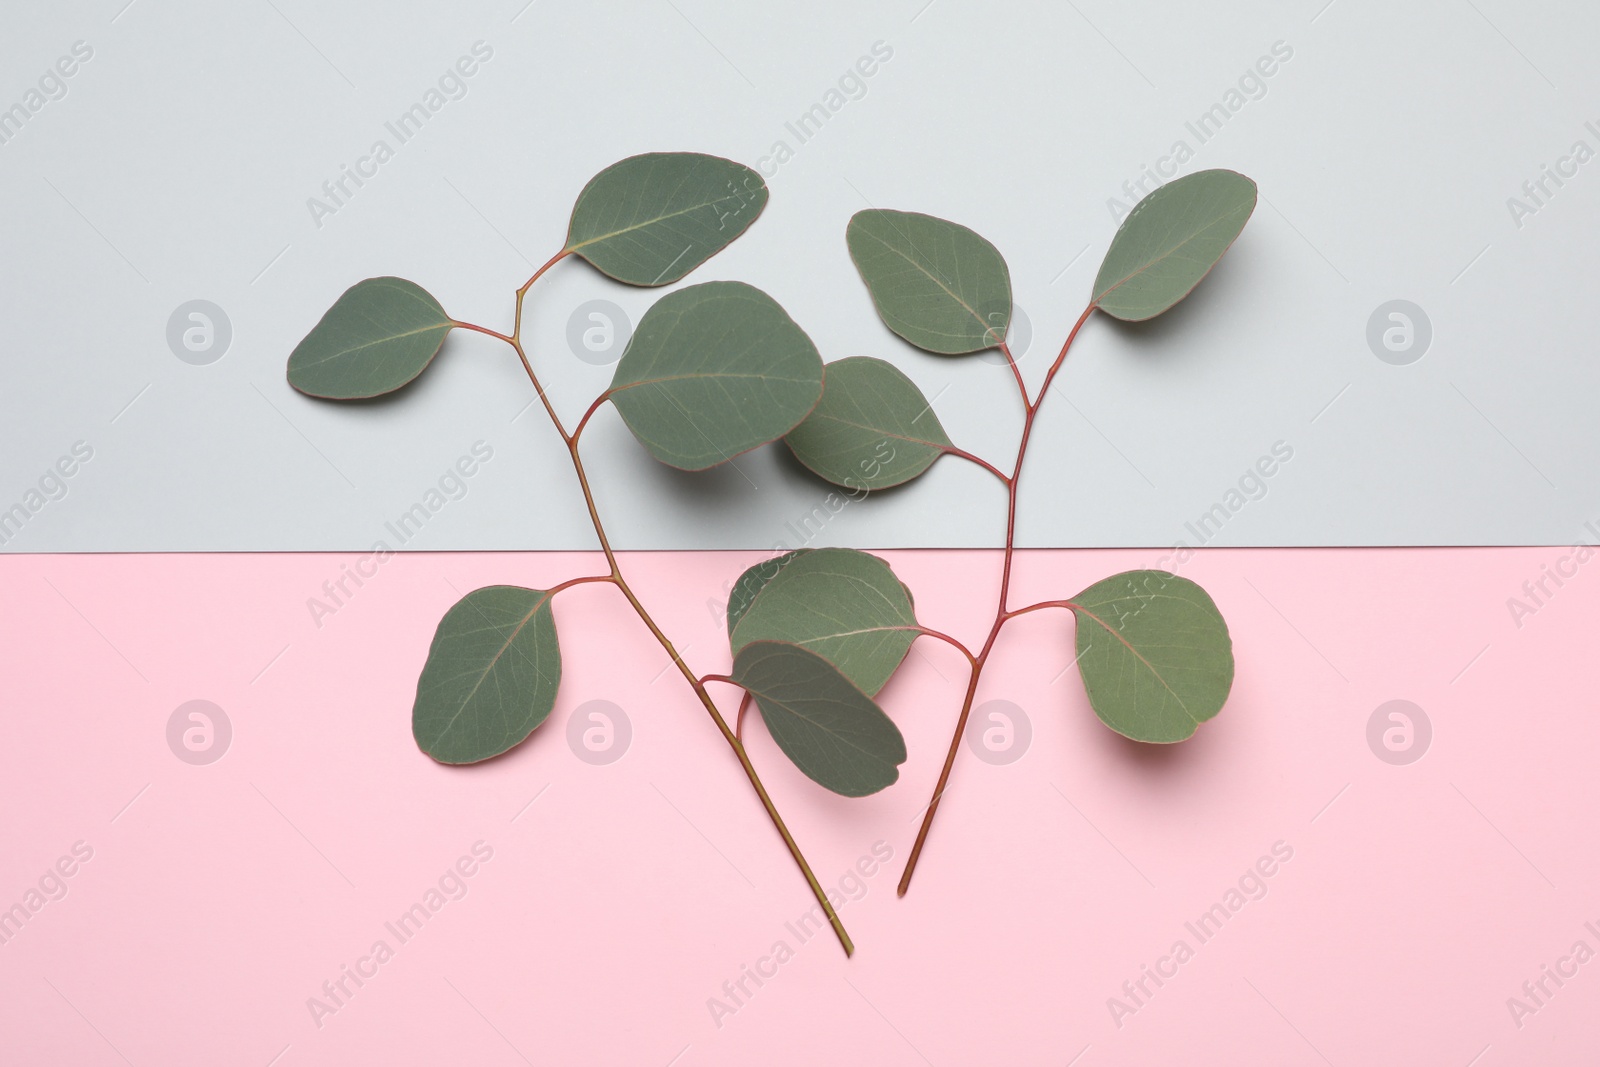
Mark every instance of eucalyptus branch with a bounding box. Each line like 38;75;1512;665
474;269;856;956
897;307;1094;895
285;153;866;957
283;152;1254;956
817;181;1254;896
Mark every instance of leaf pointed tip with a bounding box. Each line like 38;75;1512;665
845;209;1011;356
287;276;452;399
1092;169;1258;321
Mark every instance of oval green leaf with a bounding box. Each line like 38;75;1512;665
1091;169;1257;322
1068;570;1233;743
845;209;1011;355
288;277;453;399
732;640;906;797
412;585;561;764
607;281;823;471
730;547;917;696
785;356;954;490
566;152;769;286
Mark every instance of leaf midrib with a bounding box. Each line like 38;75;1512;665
612;369;817;392
297;321;451;370
1071;603;1199;724
857;225;1004;345
753;687;897;768
432;592;553;743
804;411;949;451
1094;200;1249;307
568;197;735;252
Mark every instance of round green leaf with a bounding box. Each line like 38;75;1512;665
730;547;917;696
412;585;562;764
785;356;953;490
1092;170;1257;322
607;281;823;471
288;277;453;399
1068;570;1234;743
732;640;906;797
845;209;1011;355
727;550;811;638
566;152;768;286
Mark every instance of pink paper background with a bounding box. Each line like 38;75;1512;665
2;547;1595;1065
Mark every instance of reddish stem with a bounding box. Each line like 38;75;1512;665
897;304;1097;897
520;249;571;296
1002;599;1080;621
546;574;617;597
453;321;516;345
463;257;857;956
942;446;1011;486
915;626;978;667
572;391;612;444
735;691;753;741
997;340;1029;407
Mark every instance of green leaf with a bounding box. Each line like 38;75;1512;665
288;277;453;399
566;152;768;286
608;281;823;471
732;640;906;797
1068;570;1234;743
731;547;917;696
1091;170;1257;322
785;356;953;490
727;550;811;638
412;585;562;764
845;209;1011;355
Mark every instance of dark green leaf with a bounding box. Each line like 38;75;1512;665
731;547;917;696
845;209;1011;355
1069;570;1233;743
288;277;453;399
566;152;768;286
785;356;953;490
1092;170;1257;322
732;640;906;797
608;281;823;471
412;585;561;764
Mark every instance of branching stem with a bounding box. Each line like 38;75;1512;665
465;254;856;956
897;304;1097;897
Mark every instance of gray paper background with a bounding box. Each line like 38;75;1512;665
3;0;1596;552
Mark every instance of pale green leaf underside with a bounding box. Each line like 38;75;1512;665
1092;169;1257;322
566;152;768;286
731;547;917;696
732;640;906;797
1069;570;1233;743
412;585;561;764
608;281;823;471
287;277;453;399
785;356;953;490
846;209;1012;355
